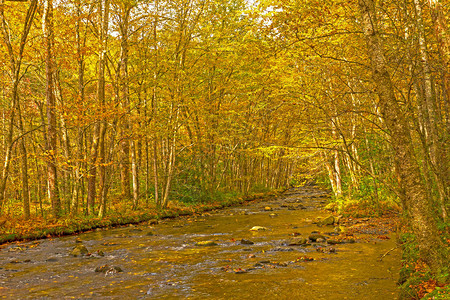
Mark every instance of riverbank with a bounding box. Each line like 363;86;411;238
329;200;449;300
0;190;283;245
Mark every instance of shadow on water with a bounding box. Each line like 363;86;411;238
0;187;401;299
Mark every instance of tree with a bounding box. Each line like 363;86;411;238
358;0;446;276
0;0;38;217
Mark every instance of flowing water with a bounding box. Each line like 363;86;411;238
0;187;401;299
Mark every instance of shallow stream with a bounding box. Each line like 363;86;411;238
0;187;401;299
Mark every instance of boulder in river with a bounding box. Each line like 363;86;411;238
46;257;58;262
308;233;326;242
232;268;248;274
240;239;254;245
95;265;123;273
250;226;268;231
285;237;307;246
71;244;89;257
195;241;218;246
327;239;341;245
318;216;335;226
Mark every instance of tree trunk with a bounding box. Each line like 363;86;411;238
358;0;446;275
43;0;61;217
0;0;37;214
18;111;30;219
413;0;447;221
428;0;450;102
87;0;109;215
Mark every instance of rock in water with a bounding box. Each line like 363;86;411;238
286;237;307;246
195;241;218;246
95;265;123;273
250;226;268;231
308;233;326;242
71;244;89;257
319;216;335;226
240;239;254;245
327;239;341;245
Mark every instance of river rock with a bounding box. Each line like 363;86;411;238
264;207;273;211
95;265;123;273
71;244;89;257
327;239;341;245
308;233;326;242
233;268;248;274
195;241;218;246
250;226;268;231
46;257;58;262
334;226;347;233
296;256;314;262
240;239;254;245
285;237;307;246
269;213;278;218
318;216;335;226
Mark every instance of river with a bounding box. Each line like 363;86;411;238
0;187;401;299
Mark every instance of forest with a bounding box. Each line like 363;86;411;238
0;0;448;298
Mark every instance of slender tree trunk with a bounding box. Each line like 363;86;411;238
43;0;61;217
152;0;160;207
18;112;30;219
97;123;108;217
131;140;139;208
118;4;133;202
413;0;448;221
87;0;109;215
428;0;450;102
71;0;86;215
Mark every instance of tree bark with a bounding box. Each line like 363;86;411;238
358;0;446;275
43;0;61;217
413;0;447;221
87;0;109;215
